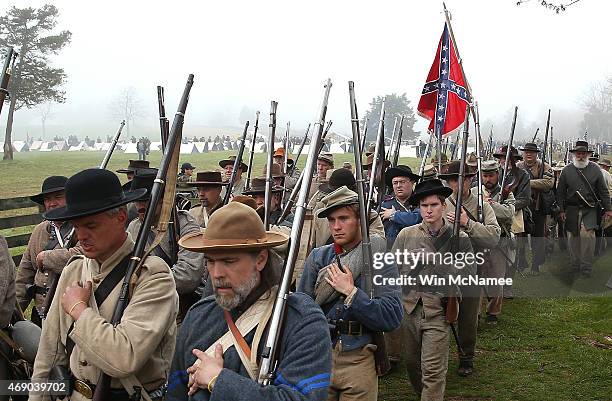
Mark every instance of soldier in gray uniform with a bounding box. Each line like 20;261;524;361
16;176;82;326
219;155;248;198
167;202;332;401
242;177;293;227
127;169;206;320
188;171;227;228
557;140;612;275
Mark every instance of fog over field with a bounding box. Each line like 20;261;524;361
1;0;610;142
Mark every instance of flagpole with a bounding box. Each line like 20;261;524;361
443;2;472;98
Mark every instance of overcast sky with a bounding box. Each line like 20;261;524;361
2;0;608;141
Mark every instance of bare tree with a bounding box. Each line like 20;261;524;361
38;100;54;139
109;86;144;136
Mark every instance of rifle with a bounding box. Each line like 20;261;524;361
532;128;540;143
223;121;250;205
100;120;126;169
386;116;399;161
360;117;369;154
0;47;18;117
534;109;551;211
453;106;471;238
498;106;518;200
472;102;484;223
258;79;332;385
418;133;433;176
349;81;390;375
486;126;494;160
549;126;554;165
244;112;260;191
450;131;460;161
263;101;278;230
157;86;179;266
289;123;310;176
280;121;290;206
92;74;194;401
274;121;332;225
390;115;405;168
366;97;386;217
564;140;570;164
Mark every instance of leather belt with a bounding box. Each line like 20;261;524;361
72;378;164;400
332;319;364;336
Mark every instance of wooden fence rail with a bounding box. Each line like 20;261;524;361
0;196;43;266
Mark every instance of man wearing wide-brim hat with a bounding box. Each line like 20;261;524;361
298;186;403;401
187;171;227;228
493;144;532;279
30;169;178;401
380;165;422;250
116;159;150;181
557;140;612;275
127;168;205;321
242;176;293;227
441;160;501;377
392;178;473;401
273;147;301;188
16;176;82;327
166;202;332;400
421;164;438;181
219;155;248;198
517;142;554;275
479;160;517;324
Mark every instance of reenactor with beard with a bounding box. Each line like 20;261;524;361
440;161;501;376
219;155;248;198
299;186;403;401
493;146;531;298
392;179;473;401
380;165;423;249
480;160;516;324
556;141;612;276
167;202;332;401
127;169;206;320
517;142;554;275
188;171;227;228
16;176;82;326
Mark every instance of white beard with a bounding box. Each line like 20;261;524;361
573;159;588;169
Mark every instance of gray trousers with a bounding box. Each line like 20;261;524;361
403;304;450;401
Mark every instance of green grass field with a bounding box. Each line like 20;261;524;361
1;151;611;401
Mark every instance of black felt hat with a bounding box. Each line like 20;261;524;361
43;169;147;221
319;168;357;194
242;177;284;195
409;179;453;206
385;165;421;187
437;160;477;180
569;140;593;153
519;142;540;153
117;159;150;174
30;176;68;205
128;168;159;200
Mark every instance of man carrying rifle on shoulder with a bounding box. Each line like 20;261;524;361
440;161;501;377
556;140;612;276
298;186;403;401
219;155;247;198
480;160;517;324
493;145;531;298
166;202;332;401
187;171;227;228
16;176;82;327
517;142;554;275
243;176;294;227
30;169;178;401
127;169;206;321
392;178;472;401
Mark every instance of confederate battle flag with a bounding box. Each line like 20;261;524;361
417;23;471;139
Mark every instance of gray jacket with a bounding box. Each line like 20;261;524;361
127;211;205;294
0;235;15;328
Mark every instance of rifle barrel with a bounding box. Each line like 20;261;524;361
263;102;278;230
99;120;126;169
258;79;332;385
223;121;249;205
244;112;260;191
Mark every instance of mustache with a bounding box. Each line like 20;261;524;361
212;279;232;289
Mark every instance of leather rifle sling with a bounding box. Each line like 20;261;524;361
223;310;252;357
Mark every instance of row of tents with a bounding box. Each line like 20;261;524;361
11;140;456;158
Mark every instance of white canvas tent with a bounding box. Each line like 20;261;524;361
69;142;90;151
193;142;207;153
180;143;199;154
30;141;43;151
39;142;54;152
12;141;29;152
54;141;68;151
123;143;138;154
